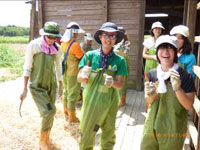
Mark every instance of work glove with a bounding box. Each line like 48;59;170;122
82;66;92;78
58;84;63;97
169;69;181;91
144;82;157;96
104;74;114;88
20;88;28;101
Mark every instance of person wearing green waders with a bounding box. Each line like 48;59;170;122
114;27;130;107
61;22;85;123
20;22;63;150
141;35;195;150
80;33;94;53
77;22;128;150
143;21;165;111
143;21;165;74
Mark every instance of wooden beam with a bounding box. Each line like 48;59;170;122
193;66;200;79
136;0;145;91
197;119;200;150
188;120;198;150
184;0;198;45
193;96;200;118
30;0;36;41
103;0;108;22
38;0;44;30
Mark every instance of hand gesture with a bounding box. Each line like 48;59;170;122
82;66;92;78
169;69;181;91
145;82;157;96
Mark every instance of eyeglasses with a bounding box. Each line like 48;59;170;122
47;35;57;40
102;33;117;40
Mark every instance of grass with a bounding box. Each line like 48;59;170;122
0;44;24;82
0;36;29;44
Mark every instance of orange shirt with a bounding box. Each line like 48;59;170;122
61;41;84;59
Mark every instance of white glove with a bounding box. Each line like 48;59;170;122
144;82;157;96
20;88;27;101
104;74;114;88
169;69;181;91
81;66;92;78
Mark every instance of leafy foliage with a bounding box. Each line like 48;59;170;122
0;25;29;36
0;44;24;81
0;36;29;44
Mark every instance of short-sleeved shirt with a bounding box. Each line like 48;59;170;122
61;41;83;59
79;49;128;76
143;37;155;49
178;53;196;80
148;67;195;93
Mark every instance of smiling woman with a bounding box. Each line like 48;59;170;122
0;1;31;27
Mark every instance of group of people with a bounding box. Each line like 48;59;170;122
142;22;196;149
20;21;129;150
19;19;196;150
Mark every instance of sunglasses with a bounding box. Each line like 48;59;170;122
47;35;57;40
102;33;117;40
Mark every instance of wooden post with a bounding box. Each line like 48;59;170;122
103;0;108;23
38;0;44;30
136;0;145;91
183;0;197;46
183;0;188;25
30;0;36;41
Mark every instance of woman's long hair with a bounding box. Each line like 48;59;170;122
180;35;192;54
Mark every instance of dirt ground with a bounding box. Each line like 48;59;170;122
0;78;83;150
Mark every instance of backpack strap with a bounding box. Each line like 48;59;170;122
62;40;75;75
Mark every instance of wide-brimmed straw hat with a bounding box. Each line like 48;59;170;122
94;22;124;44
39;21;62;38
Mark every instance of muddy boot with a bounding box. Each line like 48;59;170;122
46;131;58;150
64;106;68;120
119;95;126;107
68;110;80;123
39;131;50;150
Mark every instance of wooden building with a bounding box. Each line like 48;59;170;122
29;0;145;90
28;0;200;149
29;0;199;90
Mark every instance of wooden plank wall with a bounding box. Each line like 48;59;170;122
108;0;145;89
37;0;145;90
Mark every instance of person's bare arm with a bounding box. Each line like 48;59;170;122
20;76;29;101
145;93;160;104
112;75;124;89
175;90;195;110
142;46;157;60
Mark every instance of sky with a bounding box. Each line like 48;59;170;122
0;1;31;27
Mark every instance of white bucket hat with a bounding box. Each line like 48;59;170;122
151;21;165;30
170;25;189;37
61;22;85;42
155;35;177;49
84;33;93;41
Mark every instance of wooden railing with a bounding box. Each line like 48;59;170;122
188;65;200;150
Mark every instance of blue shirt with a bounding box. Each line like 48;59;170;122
178;53;196;80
